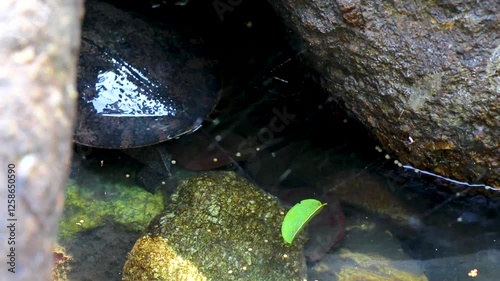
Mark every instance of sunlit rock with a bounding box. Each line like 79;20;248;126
122;171;308;280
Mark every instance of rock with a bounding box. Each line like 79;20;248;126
122;171;308;281
266;0;500;188
422;250;500;280
302;192;346;262
309;214;428;281
58;180;164;240
321;170;417;226
0;0;82;280
323;249;428;281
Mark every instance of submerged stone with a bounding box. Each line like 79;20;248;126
123;171;308;280
334;249;428;281
58;180;164;240
309;214;428;281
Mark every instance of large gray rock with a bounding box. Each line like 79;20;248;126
267;0;499;188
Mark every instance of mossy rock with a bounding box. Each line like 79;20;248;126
123;171;308;281
335;249;428;281
58;180;164;240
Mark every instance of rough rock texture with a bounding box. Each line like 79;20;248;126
123;171;308;281
0;1;83;280
266;0;499;188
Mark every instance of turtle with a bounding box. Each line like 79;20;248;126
74;0;220;149
73;0;221;191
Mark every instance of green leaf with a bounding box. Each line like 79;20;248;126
281;199;327;244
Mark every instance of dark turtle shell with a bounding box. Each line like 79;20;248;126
74;0;220;149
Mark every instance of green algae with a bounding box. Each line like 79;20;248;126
123;171;308;281
335;249;428;281
58;180;164;240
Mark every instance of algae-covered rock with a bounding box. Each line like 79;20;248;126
309;214;427;281
334;249;428;281
309;248;428;281
123;171;308;281
58;180;164;239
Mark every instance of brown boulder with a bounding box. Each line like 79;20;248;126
266;0;499;188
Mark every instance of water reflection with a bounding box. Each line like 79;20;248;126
90;56;176;117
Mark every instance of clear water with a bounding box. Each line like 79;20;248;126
59;0;500;280
62;114;500;281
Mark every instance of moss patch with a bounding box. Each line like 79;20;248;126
123;171;307;281
58;180;164;240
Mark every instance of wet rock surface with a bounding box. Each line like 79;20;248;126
266;0;500;188
122;171;308;280
75;0;220;148
309;213;428;281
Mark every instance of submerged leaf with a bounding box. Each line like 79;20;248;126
281;199;327;244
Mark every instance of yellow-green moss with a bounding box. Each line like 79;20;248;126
123;171;308;281
336;249;428;281
123;236;207;281
58;180;164;240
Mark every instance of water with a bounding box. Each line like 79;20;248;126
58;0;500;280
